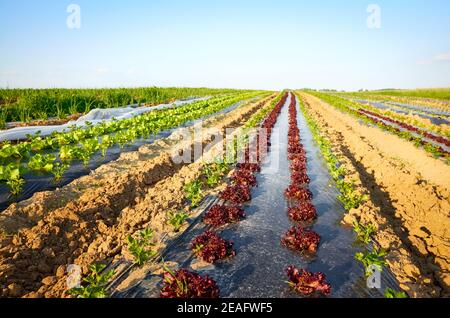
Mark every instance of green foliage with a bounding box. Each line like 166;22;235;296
127;228;157;266
384;288;408;298
202;160;230;188
337;179;368;211
305;91;449;163
297;94;367;211
27;154;56;173
52;163;70;182
0;87;246;122
357;88;450;102
353;221;377;244
355;247;388;277
68;263;115;298
184;180;204;208
168;211;189;232
0;163;25;195
0;91;269;195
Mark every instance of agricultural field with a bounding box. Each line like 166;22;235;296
1;0;449;308
0;87;448;300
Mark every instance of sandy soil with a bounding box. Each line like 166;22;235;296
0;94;276;298
298;92;450;298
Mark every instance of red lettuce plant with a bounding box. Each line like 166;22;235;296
288;202;317;222
220;184;252;204
291;172;310;185
203;204;246;227
160;268;220;298
237;163;261;173
282;226;321;253
285;266;331;296
191;231;236;263
232;169;257;187
285;184;313;201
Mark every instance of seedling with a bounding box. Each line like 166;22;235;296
353;221;377;244
127;228;157;266
355;247;388;277
68;263;115;298
52;163;70;182
202;164;222;187
184;180;203;207
384;287;408;298
167;211;189;232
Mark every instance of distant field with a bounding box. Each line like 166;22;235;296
356;88;450;102
0;87;244;127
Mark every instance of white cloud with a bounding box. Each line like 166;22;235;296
434;53;450;61
416;59;432;65
417;52;450;65
95;67;110;74
0;70;19;76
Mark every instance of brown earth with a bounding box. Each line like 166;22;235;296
298;92;450;298
0;94;276;298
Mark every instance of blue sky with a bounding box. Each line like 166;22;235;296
0;0;449;90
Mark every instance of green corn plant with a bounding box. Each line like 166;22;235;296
384;288;408;298
127;228;157;266
68;263;115;298
184;180;203;207
168;211;189;232
0;104;8;129
353;221;377;244
355;247;388;277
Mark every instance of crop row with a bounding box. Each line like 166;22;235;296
283;93;331;297
159;92;290;298
0;92;265;196
307;92;450;164
0;87;247;126
358;109;450;148
297;93;408;298
66;92;285;298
